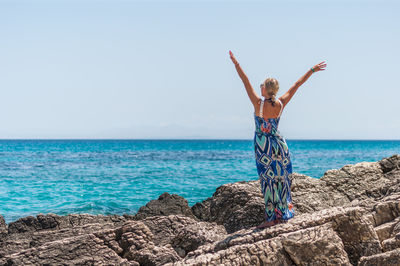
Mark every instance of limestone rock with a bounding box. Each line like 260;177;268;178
134;192;197;220
0;233;135;265
379;154;400;173
171;206;362;266
374;216;400;243
191;196;212;221
7;213;125;234
358;248;400;266
330;208;382;265
190;154;400;234
171;230;294;266
0;214;227;265
0;215;6;235
191;180;266;233
125;244;180;265
0;214;125;258
142;215;227;256
282;224;351;265
111;220;182;265
1;154;400;265
393;219;400;235
382;236;400;252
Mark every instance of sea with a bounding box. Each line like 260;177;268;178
0;139;399;223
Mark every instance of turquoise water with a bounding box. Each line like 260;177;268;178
0;139;399;223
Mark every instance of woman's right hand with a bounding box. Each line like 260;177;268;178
229;50;239;66
312;61;327;72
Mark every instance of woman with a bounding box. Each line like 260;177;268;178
229;50;326;229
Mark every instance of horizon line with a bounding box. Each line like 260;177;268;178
0;138;399;141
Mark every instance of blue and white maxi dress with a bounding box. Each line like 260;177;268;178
253;98;295;222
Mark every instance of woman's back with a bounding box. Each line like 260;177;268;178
254;98;284;137
254;98;284;120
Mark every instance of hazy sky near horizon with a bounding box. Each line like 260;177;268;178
1;0;399;139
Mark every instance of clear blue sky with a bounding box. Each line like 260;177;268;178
0;0;399;139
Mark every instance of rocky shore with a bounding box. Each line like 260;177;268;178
1;154;400;265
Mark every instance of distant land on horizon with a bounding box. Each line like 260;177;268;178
0;138;399;141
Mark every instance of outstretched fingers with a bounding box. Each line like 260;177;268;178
229;50;239;65
316;61;327;71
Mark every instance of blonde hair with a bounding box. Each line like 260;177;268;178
262;77;279;105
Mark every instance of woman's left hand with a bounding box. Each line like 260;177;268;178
312;61;327;72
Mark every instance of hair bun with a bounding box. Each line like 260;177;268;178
265;95;277;106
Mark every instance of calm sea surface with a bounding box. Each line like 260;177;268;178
0;139;399;223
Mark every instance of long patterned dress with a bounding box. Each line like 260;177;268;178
254;98;295;222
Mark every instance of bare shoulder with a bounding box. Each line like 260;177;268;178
278;96;287;108
253;97;262;114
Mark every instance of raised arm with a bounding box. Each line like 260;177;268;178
229;50;260;106
279;61;327;107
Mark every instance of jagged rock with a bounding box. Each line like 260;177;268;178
382;236;400;252
330;208;382;265
0;214;227;265
358;248;400;266
291;154;400;216
191;206;367;258
0;219;126;258
143;216;227;257
289;172;351;215
190;154;400;234
379;154;400;173
371;201;400;226
191;180;266;233
118;221;153;253
281;223;351;265
191;197;212;221
1;154;400;265
171;207;359;266
393;219;400;235
170;225;224;257
7;213;126;234
0;215;6;235
169;193;400;266
323;160;399;202
109;220;182;265
125;244;181;265
134;192;197;220
179;237;294;265
374;217;400;242
0;233;136;265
